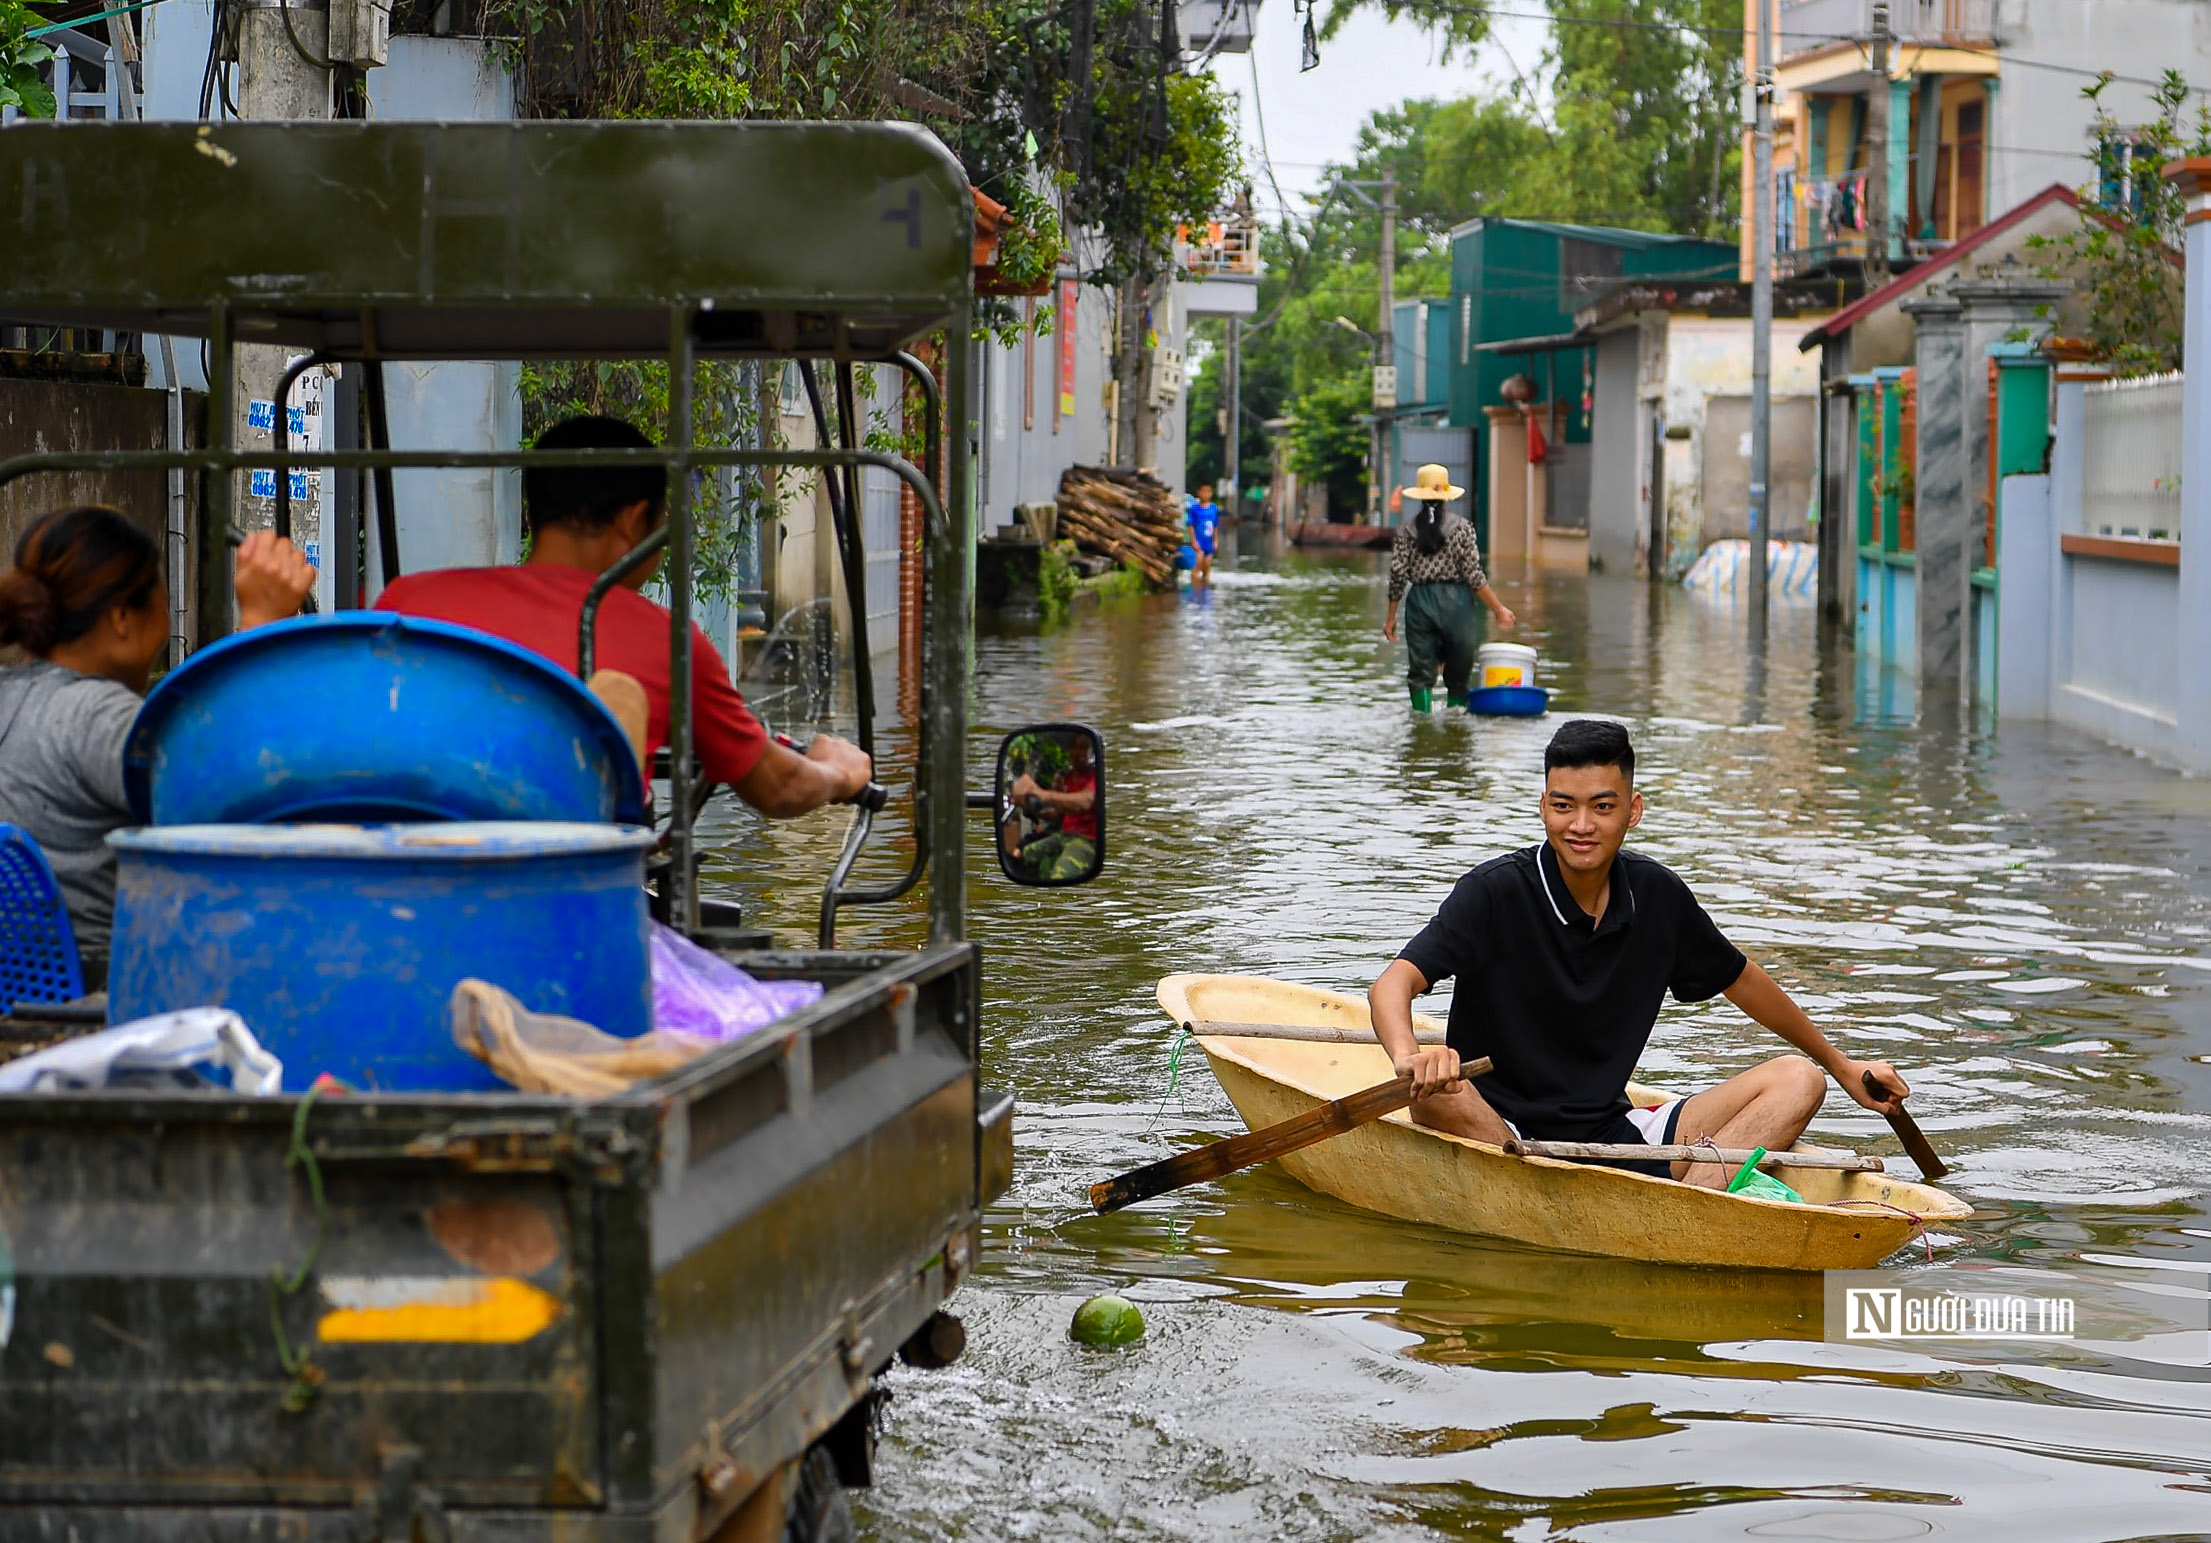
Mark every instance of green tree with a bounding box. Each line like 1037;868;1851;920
1284;368;1373;517
2030;69;2205;377
1188;4;1745;495
0;0;56;119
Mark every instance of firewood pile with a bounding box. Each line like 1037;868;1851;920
1054;466;1182;587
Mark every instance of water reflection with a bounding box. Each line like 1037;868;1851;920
694;523;2211;1540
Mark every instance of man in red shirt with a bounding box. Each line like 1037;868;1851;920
1006;735;1097;880
376;416;871;816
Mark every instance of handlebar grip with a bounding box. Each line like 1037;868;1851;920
853;781;890;812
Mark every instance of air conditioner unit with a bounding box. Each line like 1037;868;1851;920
1179;0;1258;56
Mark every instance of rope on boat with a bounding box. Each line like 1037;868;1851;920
1139;1024;1195;1137
1829;1199;1936;1261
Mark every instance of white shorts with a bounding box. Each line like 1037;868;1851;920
1624;1097;1686;1144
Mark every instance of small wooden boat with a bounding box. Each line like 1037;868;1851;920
1159;973;1972;1272
1287;521;1393;551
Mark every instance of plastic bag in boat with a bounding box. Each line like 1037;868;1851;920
650;924;823;1043
450;978;707;1098
0;1008;282;1095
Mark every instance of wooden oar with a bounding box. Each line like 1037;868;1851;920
1090;1056;1493;1214
1863;1070;1948;1179
1184;1018;1446;1045
1504;1138;1882;1172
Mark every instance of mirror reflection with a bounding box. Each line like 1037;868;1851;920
996;726;1105;886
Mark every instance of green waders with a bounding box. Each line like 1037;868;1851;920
1404;581;1480;709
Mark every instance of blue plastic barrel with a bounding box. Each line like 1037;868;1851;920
108;823;653;1092
125;614;648;828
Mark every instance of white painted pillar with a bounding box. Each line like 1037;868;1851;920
2165;159;2211;766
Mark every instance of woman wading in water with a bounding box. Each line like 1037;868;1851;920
1381;463;1515;712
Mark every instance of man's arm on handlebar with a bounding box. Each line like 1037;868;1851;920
733;735;874;818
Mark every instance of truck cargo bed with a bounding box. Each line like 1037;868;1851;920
0;943;999;1542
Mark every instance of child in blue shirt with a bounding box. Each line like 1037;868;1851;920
1188;483;1222;587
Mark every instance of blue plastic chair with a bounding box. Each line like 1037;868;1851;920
0;824;85;1007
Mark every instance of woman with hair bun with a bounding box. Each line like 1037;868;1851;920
0;505;313;985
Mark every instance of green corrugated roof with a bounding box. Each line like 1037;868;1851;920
1445;215;1719;248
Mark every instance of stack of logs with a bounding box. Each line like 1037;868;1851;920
1054;466;1183;587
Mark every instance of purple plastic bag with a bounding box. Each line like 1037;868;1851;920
650;924;824;1043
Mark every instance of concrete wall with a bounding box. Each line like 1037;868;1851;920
1997;377;2186;765
1698;396;1818;544
1993;1;2211;221
364;39;523;587
977;275;1188;533
1652;315;1822;563
1588;328;1639;573
0;380;201;646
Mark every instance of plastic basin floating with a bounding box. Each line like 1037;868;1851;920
125;613;647;828
108;822;654;1093
1467;685;1550;717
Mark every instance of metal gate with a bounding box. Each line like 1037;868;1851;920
1396;425;1475;516
859;365;904;647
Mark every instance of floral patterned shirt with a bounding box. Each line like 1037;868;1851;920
1387;513;1487;603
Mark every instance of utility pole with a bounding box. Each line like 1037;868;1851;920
1866;0;1891;280
217;0;334;638
1224;316;1241;505
1377;164;1396;520
1748;0;1773;631
1331;170;1398;520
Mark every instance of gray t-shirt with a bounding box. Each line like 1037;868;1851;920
0;660;138;980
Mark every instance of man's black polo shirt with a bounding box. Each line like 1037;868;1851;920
1398;843;1747;1140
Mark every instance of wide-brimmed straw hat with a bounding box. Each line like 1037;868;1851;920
1402;463;1465;502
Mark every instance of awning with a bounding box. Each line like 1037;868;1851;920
1472;329;1593;355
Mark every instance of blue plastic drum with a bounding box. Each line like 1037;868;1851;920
125;613;648;828
107;822;654;1092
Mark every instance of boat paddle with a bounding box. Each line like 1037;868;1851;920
1864;1070;1949;1179
1090;1056;1493;1213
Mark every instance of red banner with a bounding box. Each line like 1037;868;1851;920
1057;279;1079;426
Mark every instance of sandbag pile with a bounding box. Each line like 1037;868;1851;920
1054;466;1183;587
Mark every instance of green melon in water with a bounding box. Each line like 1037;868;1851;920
1069;1293;1145;1347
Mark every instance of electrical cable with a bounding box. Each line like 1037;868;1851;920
275;0;334;72
1245;46;1293;223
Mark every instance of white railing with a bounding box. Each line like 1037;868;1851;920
1177;212;1259;278
2081;372;2184;541
0;27;137;123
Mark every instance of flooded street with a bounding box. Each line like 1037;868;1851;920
703;527;2211;1542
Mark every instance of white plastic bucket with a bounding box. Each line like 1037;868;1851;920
1479;642;1539;689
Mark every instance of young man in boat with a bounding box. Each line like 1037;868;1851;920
1368;718;1912;1187
376;414;871;817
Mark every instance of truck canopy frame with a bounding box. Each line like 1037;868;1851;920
0;118;977;942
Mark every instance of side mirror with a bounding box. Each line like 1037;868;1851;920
994;724;1106;886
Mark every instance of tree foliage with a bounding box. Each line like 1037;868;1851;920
1187;0;1743;505
2029;69;2205;378
0;0;56;119
1284;368;1373;513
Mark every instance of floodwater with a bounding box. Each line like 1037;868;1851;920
699;525;2211;1543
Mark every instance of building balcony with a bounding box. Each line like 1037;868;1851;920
1778;0;1994;63
1177;208;1260;280
1179;0;1260;57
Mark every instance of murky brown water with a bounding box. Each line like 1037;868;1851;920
700;524;2211;1542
